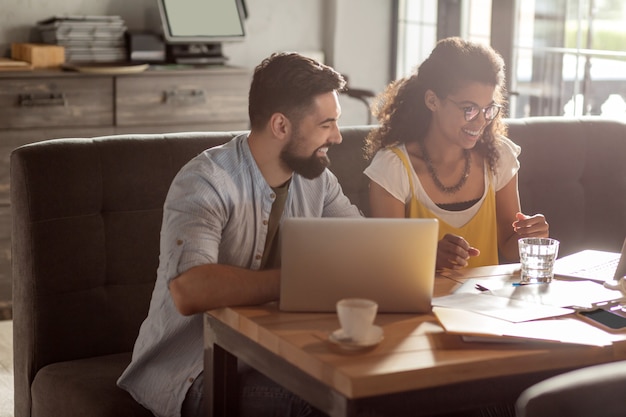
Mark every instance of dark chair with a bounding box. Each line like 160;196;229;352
341;75;376;124
515;360;626;417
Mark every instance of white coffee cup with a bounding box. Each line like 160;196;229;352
336;298;378;343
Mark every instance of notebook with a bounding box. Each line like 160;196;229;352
279;217;439;313
553;237;626;283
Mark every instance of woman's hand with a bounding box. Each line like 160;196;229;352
512;212;549;238
436;233;480;270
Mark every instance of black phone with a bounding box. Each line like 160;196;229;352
577;308;626;332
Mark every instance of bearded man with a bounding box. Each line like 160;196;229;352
117;52;361;417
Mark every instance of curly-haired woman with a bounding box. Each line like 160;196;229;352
364;37;549;270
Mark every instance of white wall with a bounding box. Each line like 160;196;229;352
0;0;391;125
331;0;392;125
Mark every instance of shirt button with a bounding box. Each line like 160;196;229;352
270;193;276;199
176;239;183;246
263;219;268;225
255;254;262;260
188;377;194;383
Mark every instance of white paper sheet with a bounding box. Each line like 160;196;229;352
432;292;573;322
453;279;623;308
433;306;622;346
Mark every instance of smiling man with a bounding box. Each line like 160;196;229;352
117;52;361;417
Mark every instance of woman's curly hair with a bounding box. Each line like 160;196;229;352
364;37;508;174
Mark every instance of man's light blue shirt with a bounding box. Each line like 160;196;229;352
117;133;361;417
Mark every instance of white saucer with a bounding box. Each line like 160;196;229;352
328;325;384;351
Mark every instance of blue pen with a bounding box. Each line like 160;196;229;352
512;282;546;286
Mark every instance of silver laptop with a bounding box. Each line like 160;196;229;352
553;237;626;283
279;217;439;313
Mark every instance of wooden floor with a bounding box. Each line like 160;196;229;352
0;319;13;417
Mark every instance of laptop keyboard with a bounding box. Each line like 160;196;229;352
573;258;619;279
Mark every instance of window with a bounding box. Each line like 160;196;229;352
395;0;492;79
395;0;438;79
394;0;626;118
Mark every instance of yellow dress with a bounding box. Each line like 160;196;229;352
391;147;498;268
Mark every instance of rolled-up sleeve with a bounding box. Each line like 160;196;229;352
160;159;227;282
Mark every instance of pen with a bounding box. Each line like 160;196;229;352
512;282;545;286
475;283;491;292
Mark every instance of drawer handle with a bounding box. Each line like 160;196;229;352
19;92;67;107
163;89;206;105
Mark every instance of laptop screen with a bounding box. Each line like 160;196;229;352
279;217;439;313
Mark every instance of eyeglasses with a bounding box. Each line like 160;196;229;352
446;98;502;122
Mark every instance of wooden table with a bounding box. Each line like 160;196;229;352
204;264;626;416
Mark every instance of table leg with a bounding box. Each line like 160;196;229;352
205;336;239;417
205;312;361;417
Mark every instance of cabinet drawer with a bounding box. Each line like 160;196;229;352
0;77;114;129
116;72;249;126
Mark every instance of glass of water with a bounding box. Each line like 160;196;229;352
518;238;560;284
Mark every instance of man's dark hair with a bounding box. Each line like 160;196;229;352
248;52;346;130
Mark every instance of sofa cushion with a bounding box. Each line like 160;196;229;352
31;353;153;417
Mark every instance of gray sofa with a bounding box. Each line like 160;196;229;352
11;117;626;416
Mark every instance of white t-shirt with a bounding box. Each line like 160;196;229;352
364;137;521;228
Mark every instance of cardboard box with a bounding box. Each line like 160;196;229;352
0;57;33;72
11;43;65;68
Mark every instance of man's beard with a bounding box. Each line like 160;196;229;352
280;132;331;179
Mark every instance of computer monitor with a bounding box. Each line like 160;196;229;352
156;0;247;64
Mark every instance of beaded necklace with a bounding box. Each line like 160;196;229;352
419;143;471;194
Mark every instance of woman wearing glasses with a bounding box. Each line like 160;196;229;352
364;37;549;269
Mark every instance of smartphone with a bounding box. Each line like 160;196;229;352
577;308;626;333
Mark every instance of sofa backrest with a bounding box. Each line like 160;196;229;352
12;119;626;364
339;117;626;256
327;125;372;215
507;117;626;256
10;131;239;416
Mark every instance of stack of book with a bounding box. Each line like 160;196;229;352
37;15;127;63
